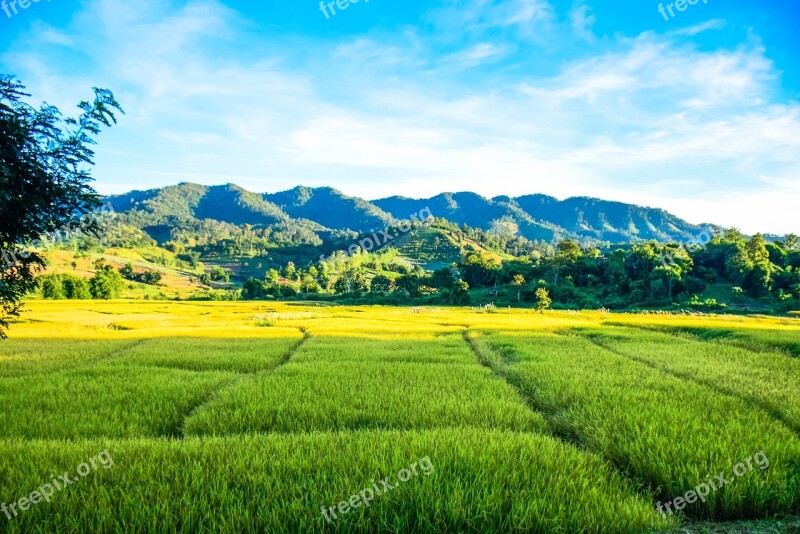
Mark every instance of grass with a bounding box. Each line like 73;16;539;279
0;300;798;532
0;338;139;376
574;326;800;433
0;365;236;439
289;333;477;365
0;430;675;533
605;317;800;357
105;335;304;373
184;361;546;435
470;330;800;521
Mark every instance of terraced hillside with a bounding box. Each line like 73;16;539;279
391;226;505;270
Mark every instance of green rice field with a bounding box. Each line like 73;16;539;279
0;301;798;533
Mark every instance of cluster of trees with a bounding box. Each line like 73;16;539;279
236;248;474;305
38;265;125;300
197;266;231;285
120;263;162;285
432;219;558;259
39;273;91;300
229;229;800;312
39;259;170;300
452;231;800;310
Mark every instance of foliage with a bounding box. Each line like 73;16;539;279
90;265;124;299
209;266;230;283
38;273;91;299
0;76;121;337
535;288;552;313
119;263;162;285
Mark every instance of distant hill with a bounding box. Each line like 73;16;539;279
104;182;717;245
390;226;505;270
373;192;713;243
263;186;394;232
107;183;290;226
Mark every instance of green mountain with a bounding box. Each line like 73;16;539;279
373;192;713;243
263;186;395;232
106;183;290;226
104;182;716;245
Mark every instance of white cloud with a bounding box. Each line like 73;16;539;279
440;42;509;68
669;19;727;37
425;0;555;42
2;0;798;234
569;3;596;43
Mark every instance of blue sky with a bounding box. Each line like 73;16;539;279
1;0;798;233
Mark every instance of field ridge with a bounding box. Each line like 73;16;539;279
177;329;310;437
463;330;584;448
575;331;800;438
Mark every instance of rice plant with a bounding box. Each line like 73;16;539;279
471;331;800;520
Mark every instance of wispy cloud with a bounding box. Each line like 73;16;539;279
570;3;596;43
669;19;727;37
1;0;797;233
440;42;509;68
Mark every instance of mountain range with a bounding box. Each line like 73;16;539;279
105;182;717;245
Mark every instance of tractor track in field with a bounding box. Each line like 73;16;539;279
176;329;311;438
459;328;800;517
461;329;585;448
604;322;799;359
89;338;150;367
575;332;800;439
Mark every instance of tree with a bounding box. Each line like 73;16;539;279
141;270;162;285
300;274;320;294
40;274;66;300
535;288;552;314
784;234;799;251
743;234;773;296
723;228;746;242
548;240;582;285
334;270;368;294
459;252;499;288
210;266;229;282
284;262;297;281
241;278;266;300
653;245;691;300
556;240;582;262
63;275;91;299
431;268;455;289
120;262;136;280
511;274;525;302
370;275;394;293
38;273;91;299
90;266;124;299
0;77;122;337
450;279;471;305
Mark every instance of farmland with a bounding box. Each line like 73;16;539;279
0;301;798;532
